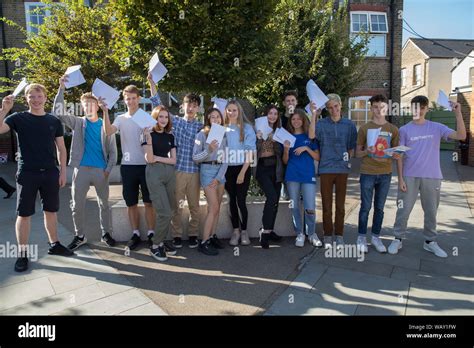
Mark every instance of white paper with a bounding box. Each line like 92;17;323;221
306;79;329;109
64;65;86;89
206;123;226;146
273;127;296;148
91;78;120;110
12;78;28;97
255;117;273;141
367;128;382;147
383;145;411;154
131;109;156;129
149;53;168;84
305;103;311;115
211;97;227;116
437;90;452;111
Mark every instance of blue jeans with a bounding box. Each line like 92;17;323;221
358;173;392;235
286;181;316;236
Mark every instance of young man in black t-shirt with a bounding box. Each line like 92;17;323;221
0;84;74;273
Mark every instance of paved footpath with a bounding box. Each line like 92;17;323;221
266;152;474;315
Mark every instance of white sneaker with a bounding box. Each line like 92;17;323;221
371;235;387;253
335;236;344;250
388;239;402;254
324;236;333;249
308;234;322;247
240;230;251;246
356;235;368;253
295;234;305;247
423;241;448;258
229;230;240;246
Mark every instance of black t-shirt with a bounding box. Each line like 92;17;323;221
151;131;176;158
5;111;64;171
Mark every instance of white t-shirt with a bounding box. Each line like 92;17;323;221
113;108;149;165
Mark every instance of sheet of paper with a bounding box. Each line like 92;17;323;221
383;145;411;154
367;128;381;147
273;127;296;148
305;103;311;115
211;97;227;116
131;109;156;129
306;79;329;109
149;53;168;84
64;65;86;89
206;123;226;146
12;78;28;97
255;116;273;141
91;78;120;110
437;90;452;111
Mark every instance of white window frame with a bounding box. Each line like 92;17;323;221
369;13;388;33
24;2;49;34
413;64;422;86
401;68;407;88
351;33;386;57
350;11;388;34
348;96;371;128
350;12;369;33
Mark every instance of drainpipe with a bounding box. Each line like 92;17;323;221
388;0;395;123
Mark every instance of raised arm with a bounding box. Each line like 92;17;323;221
52;76;78;129
308;102;321;140
0;95;14;134
448;102;467;141
101;99;118;136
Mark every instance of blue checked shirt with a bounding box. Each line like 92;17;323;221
151;93;203;173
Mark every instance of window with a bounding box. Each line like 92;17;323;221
24;2;49;34
413;64;422;86
350;11;388;57
401;68;407;88
348;96;372;129
469;67;474;85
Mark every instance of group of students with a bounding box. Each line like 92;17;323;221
0;71;466;272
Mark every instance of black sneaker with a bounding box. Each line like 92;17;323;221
150;245;167;262
269;231;282;242
163;241;177;256
188;236;198;249
4;188;16;199
14;256;28;272
126;234;141;250
67;235;87;250
259;230;270;249
198;239;218;256
48;242;75;256
172;237;183;249
101;233;116;247
210;234;224;249
147;233;155;248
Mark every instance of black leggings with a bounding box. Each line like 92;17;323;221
256;162;281;231
225;165;251;230
0;177;15;194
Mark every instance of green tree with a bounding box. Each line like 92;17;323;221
246;0;369;113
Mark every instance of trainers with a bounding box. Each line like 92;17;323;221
335;236;344;250
67;235;87;251
229;230;240;246
172;237;183;249
188;236;199;249
127;234;141;250
388;239;402;254
210;234;224;249
240;231;251;246
163;241;177;256
308;234;322;247
259;230;270;249
423;241;448;258
198;239;219;256
324;236;333;249
14;255;28;272
295;234;305;247
150;245;167;262
268;231;282;242
101;233;116;247
48;242;74;256
356;235;368;253
371;235;386;253
147;233;154;248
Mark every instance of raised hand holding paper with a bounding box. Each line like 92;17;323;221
91;78;120;110
64;65;86;89
211;97;227;116
149;53;168;84
437;90;452;111
367;128;381;147
206;123;226;146
12;78;28;97
273;127;296;147
255;116;273;141
306;79;329;109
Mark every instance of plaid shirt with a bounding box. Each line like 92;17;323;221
151;93;203;173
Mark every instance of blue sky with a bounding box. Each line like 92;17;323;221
403;0;474;44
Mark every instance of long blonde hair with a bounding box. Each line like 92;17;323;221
224;100;250;142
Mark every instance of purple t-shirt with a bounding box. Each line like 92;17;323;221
400;120;454;179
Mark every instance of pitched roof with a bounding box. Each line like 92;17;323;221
409;38;474;58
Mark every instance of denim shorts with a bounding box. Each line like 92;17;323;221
200;164;225;188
